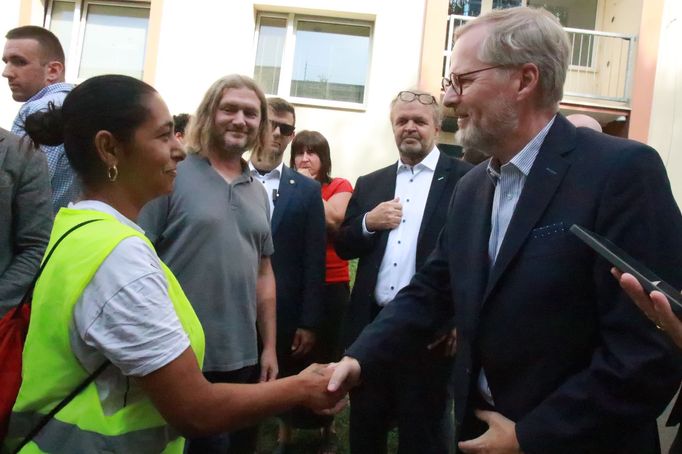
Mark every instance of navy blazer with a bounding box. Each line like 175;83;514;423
348;115;682;453
335;151;472;347
270;165;326;342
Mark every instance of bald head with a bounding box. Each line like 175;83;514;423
567;114;602;132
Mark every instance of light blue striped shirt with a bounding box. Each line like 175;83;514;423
12;82;80;212
487;116;556;263
479;115;555;405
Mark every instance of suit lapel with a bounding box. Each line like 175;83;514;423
483;116;575;301
271;165;295;234
417;153;451;246
375;164;399;258
469;169;496;308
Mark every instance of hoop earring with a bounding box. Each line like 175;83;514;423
107;165;118;182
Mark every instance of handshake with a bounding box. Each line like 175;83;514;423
296;357;362;414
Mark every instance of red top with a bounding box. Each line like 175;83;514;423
322;178;353;283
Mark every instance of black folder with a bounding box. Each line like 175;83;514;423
570;224;682;313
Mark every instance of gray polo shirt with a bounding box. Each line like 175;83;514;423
139;153;274;372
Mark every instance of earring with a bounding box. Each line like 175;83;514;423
107;165;118;182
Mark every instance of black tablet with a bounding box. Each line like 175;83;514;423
570;224;682;312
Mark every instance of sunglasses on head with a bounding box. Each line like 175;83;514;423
270;120;295;136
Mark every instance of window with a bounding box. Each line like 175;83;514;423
446;0;601;68
527;0;600;67
492;0;523;9
253;13;372;107
45;1;150;81
449;0;482;17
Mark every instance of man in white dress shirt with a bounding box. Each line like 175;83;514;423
334;89;472;453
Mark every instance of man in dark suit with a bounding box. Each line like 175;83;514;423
334;89;471;453
328;7;682;454
249;97;326;452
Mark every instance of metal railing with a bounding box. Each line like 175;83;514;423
443;14;637;104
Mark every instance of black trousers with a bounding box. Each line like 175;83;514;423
277;282;350;429
185;365;260;454
349;356;454;454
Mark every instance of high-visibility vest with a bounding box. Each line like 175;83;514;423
5;208;205;453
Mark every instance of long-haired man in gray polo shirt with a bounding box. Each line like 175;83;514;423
139;74;277;454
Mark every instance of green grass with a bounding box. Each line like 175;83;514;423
256;407;398;453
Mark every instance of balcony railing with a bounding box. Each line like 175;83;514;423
443;14;637;105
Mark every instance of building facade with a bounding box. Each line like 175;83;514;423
1;0;681;198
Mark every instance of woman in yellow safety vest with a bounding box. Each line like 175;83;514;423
5;74;344;453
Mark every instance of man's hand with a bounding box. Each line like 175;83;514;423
259;347;279;382
326;356;362;394
297;363;348;414
612;268;682;349
291;328;316;358
427;328;458;356
458;410;522;454
365;198;403;232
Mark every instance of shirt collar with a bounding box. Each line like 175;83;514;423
248;160;283;179
397;145;439;174
486;115;556;183
25;82;74;104
68;200;144;233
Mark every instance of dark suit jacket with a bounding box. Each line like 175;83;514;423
347;115;682;453
335;151;472;348
0;128;52;315
271;165;326;344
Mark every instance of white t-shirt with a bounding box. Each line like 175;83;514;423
67;200;189;415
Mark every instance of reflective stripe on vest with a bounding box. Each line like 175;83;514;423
9;411;182;454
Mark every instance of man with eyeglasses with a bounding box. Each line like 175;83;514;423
334;89;472;453
329;6;682;454
248;97;326;453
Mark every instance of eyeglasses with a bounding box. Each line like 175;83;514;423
441;64;506;95
397;91;437;105
269;120;295;136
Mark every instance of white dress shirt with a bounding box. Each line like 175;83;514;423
249;161;283;217
372;147;439;306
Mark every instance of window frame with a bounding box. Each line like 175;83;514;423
252;12;374;111
44;0;151;82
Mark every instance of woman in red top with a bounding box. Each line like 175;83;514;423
290;131;352;454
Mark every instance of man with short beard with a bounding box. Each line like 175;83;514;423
334;89;471;453
329;7;682;454
139;75;277;454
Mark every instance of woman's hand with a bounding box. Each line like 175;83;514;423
612;268;682;349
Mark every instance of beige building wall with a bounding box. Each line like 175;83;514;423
0;0;26;129
0;0;430;184
419;0;449;96
648;0;682;202
627;0;664;143
152;0;429;184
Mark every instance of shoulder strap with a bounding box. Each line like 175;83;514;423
12;218;111;454
13;361;109;453
14;218;103;315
